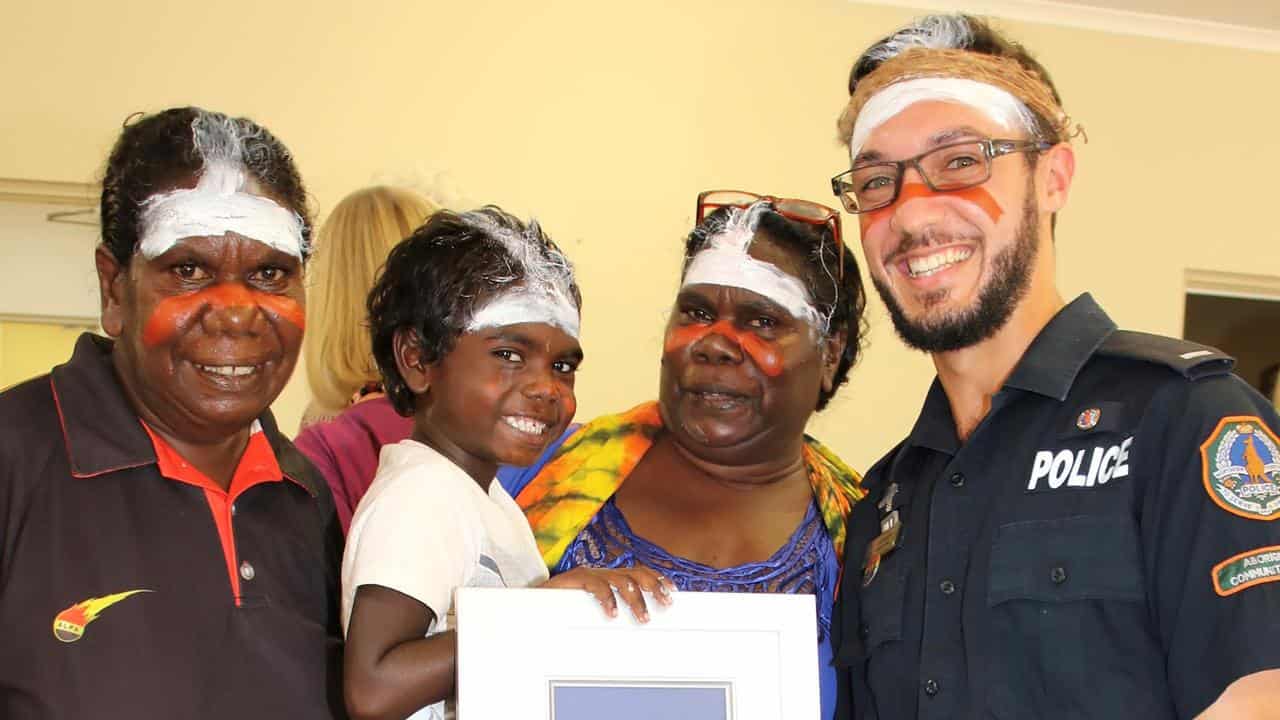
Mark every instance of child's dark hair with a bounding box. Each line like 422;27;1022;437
100;106;312;264
368;207;581;416
683;205;867;411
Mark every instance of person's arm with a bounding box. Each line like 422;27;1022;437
341;476;475;720
344;563;674;720
321;490;349;719
1140;375;1280;718
1197;669;1280;719
344;585;454;720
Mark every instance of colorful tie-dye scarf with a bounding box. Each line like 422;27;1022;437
515;401;865;570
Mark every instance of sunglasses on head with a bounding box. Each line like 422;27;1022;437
695;190;845;281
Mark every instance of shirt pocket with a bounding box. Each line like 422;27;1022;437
988;514;1144;605
860;558;909;653
985;514;1147;719
834;556;909;720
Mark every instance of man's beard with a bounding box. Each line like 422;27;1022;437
872;189;1039;353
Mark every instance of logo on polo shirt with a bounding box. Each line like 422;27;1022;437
52;589;152;643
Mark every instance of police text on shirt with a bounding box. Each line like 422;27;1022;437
1027;437;1133;491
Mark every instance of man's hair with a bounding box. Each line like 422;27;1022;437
683;206;868;411
367;207;581;416
100;107;311;264
845;15;1065;145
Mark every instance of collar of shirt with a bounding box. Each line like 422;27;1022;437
142;419;285;496
905;293;1117;455
49;333;317;496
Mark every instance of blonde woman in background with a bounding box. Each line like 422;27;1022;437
296;186;438;531
302;186;438;426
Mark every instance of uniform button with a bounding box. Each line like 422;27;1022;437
924;679;940;696
239;561;256;581
940;579;956;595
949;472;965;488
1050;566;1067;584
230;502;238;516
859;622;869;639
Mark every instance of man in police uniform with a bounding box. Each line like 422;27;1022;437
827;14;1280;719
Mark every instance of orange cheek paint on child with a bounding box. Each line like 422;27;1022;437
664;320;785;377
142;284;306;346
859;182;1004;234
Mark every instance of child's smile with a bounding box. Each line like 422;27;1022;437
406;321;582;485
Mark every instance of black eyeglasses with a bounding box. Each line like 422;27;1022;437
830;138;1051;214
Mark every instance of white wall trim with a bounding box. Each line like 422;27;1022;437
1186;269;1280;303
0;313;99;329
851;0;1280;53
0;178;97;207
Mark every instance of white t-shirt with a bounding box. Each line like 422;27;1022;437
342;439;549;720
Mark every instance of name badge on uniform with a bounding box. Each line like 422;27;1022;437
880;509;899;533
862;523;902;587
863;483;906;588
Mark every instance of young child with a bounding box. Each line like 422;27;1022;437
341;207;672;720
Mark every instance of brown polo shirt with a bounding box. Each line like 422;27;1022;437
0;334;346;718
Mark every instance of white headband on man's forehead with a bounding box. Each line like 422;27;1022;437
137;112;307;259
682;202;825;332
462;210;581;339
848;77;1036;162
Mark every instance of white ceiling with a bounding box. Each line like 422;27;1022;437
862;0;1280;52
1077;0;1280;30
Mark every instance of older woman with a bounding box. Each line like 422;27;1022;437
502;191;868;720
0;107;343;718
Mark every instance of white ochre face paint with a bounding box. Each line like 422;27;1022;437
467;286;581;340
682;203;825;332
848;77;1035;162
458;209;582;340
138;160;306;259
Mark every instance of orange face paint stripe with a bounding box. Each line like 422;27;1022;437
142;284;305;347
664;320;784;377
254;293;306;330
859;182;1004;233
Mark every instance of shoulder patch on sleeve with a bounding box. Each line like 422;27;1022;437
1201;416;1280;520
1212;545;1280;596
1096;330;1234;380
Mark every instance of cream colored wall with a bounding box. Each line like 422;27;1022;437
0;320;94;391
3;0;1279;469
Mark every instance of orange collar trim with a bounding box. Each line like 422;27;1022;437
141;420;284;499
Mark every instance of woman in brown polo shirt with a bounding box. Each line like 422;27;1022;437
0;107;344;718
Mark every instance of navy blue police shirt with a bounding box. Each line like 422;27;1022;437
833;294;1280;719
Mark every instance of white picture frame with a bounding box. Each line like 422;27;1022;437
456;588;819;719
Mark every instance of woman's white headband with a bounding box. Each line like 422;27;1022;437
136;112;307;260
682;202;826;332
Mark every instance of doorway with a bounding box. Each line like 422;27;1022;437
1184;270;1280;405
